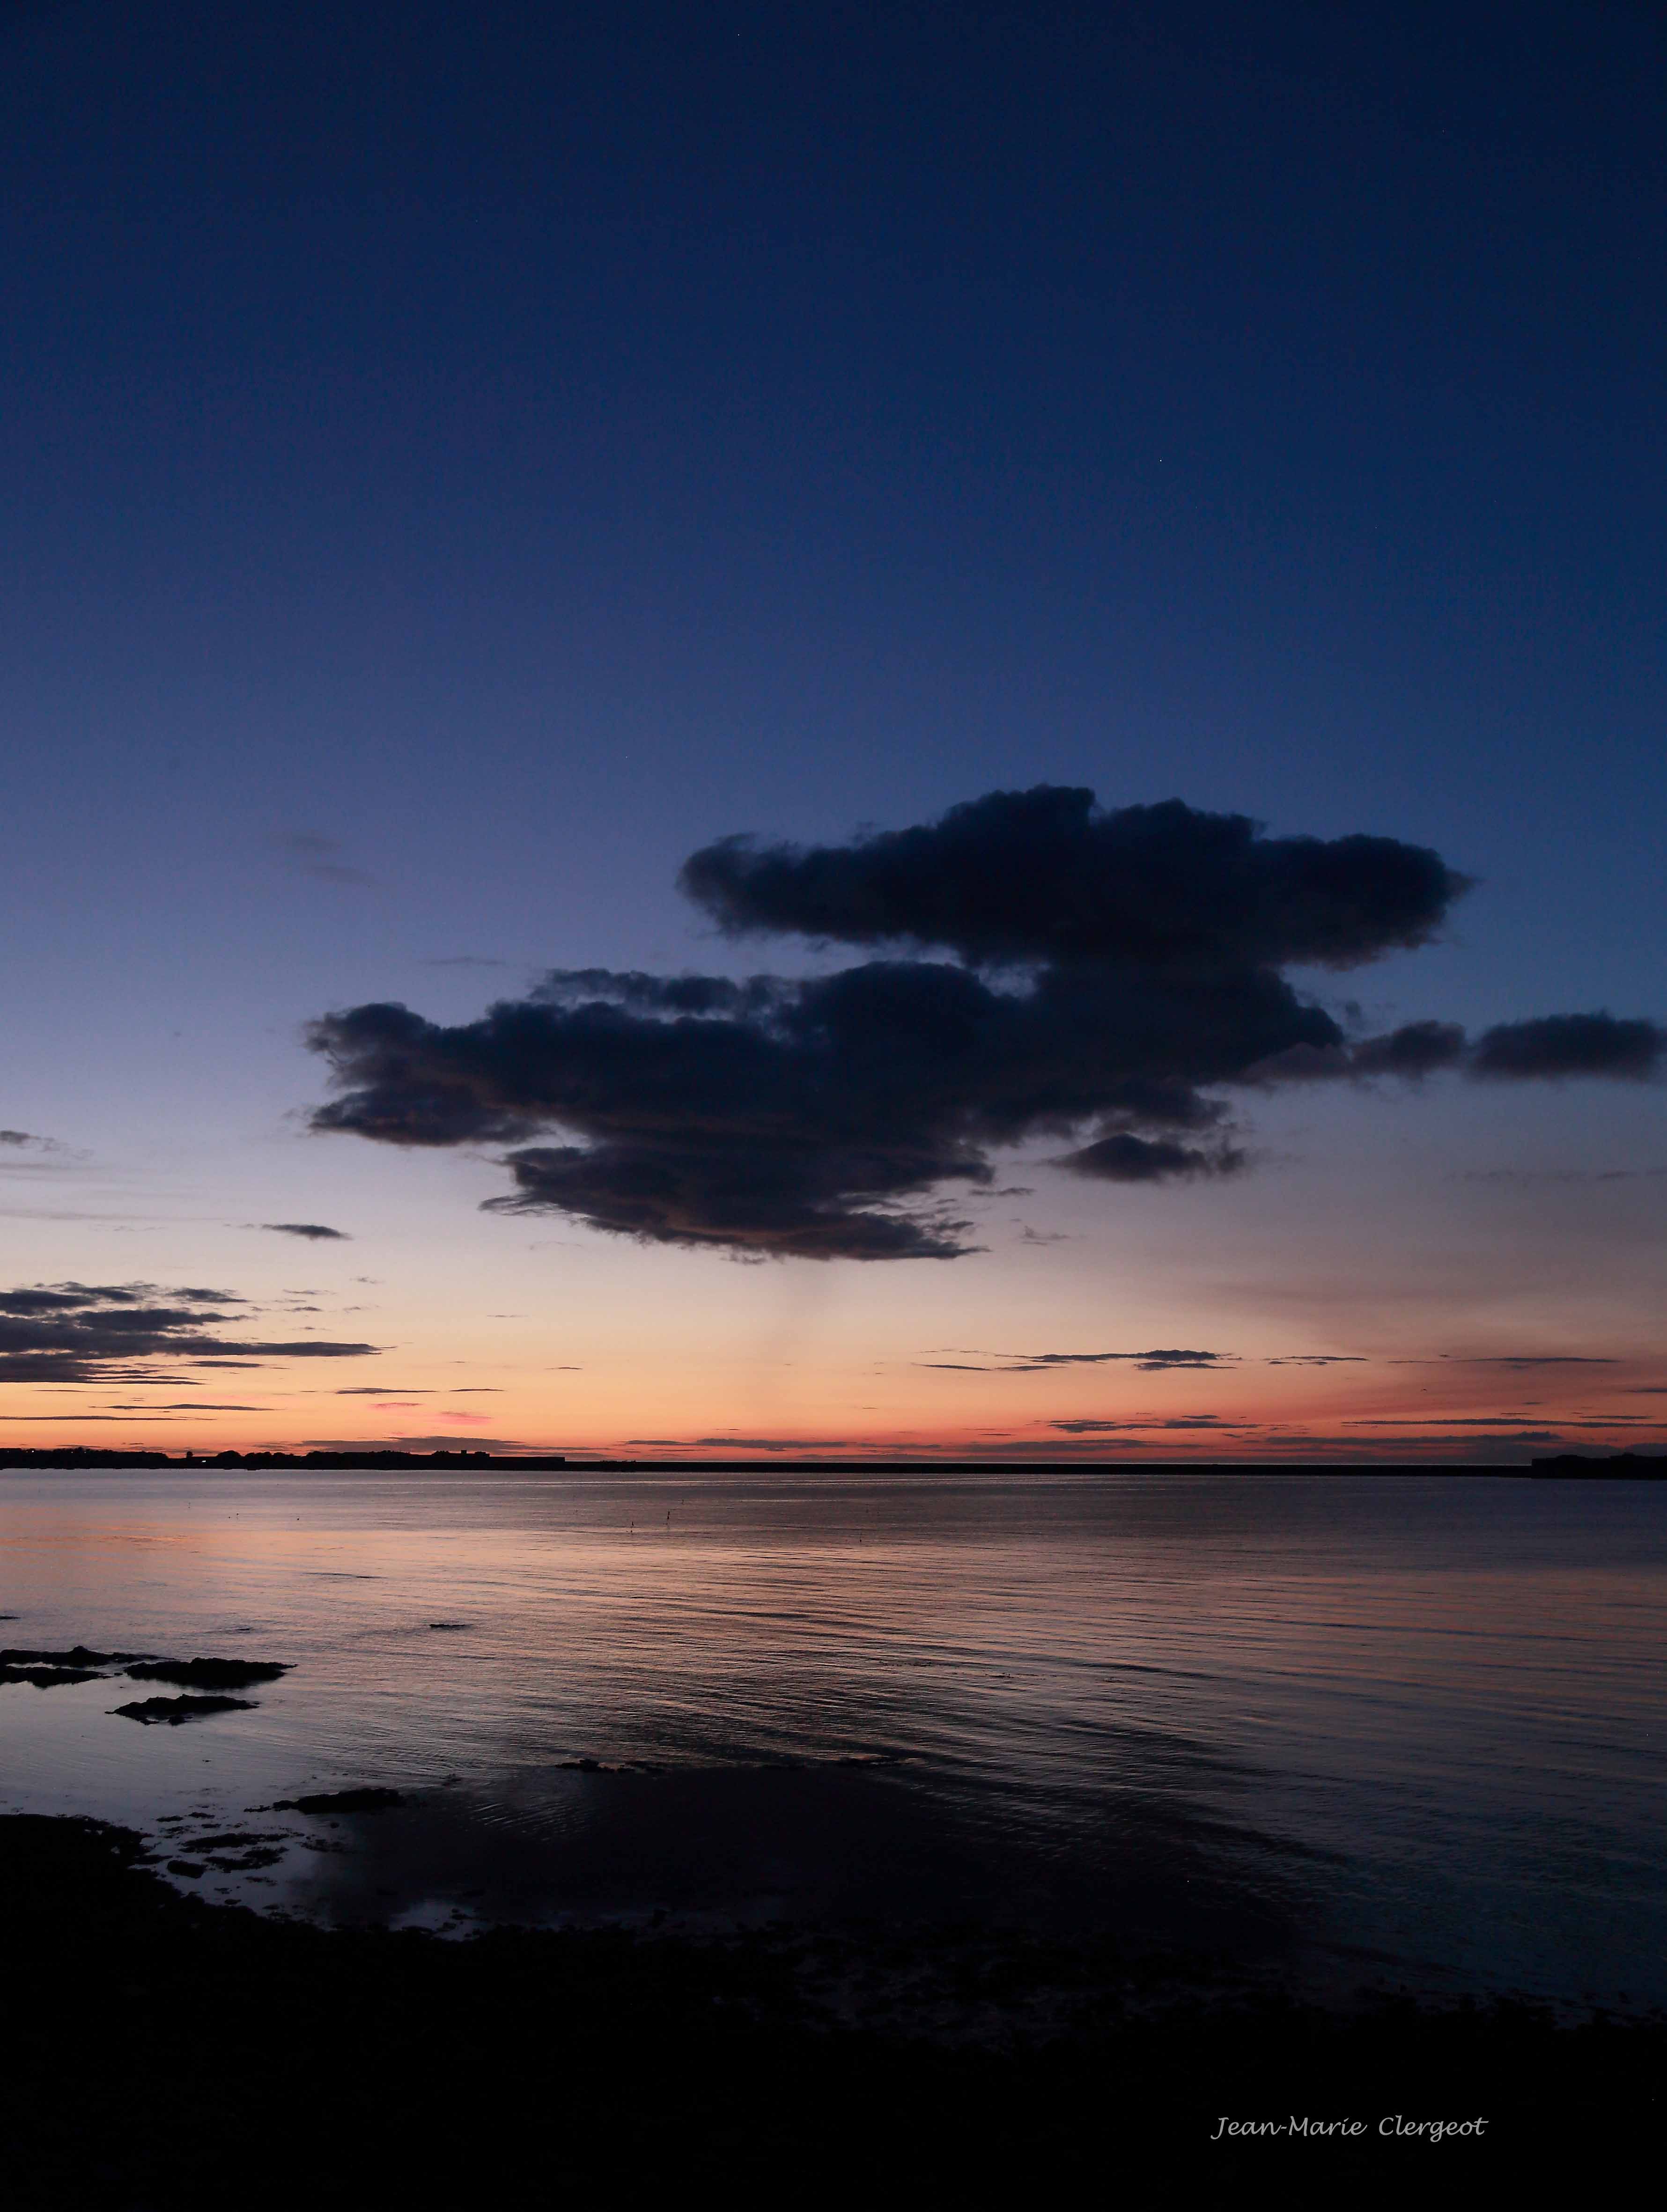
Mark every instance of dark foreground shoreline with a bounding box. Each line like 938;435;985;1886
2;1816;1659;2207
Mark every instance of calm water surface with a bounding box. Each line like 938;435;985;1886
2;1468;1663;2005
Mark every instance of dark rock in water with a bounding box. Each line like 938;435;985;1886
272;1787;406;1814
0;1645;153;1667
0;1665;104;1688
166;1859;206;1878
123;1656;291;1690
428;1621;471;1630
112;1695;257;1725
206;1846;285;1872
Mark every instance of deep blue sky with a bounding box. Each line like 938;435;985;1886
2;0;1663;1456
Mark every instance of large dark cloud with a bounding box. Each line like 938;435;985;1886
303;788;1661;1261
308;951;1335;1258
0;1283;378;1383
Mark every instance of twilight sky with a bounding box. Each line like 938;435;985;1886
2;0;1663;1462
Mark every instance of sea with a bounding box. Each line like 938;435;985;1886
2;1466;1664;2009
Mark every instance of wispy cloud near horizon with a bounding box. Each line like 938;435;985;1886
0;1281;378;1383
920;1347;1235;1374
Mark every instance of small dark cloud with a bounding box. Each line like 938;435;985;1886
1257;1345;1364;1362
0;1281;377;1382
0;1130;84;1173
273;831;374;888
1051;1415;1236;1432
1297;1020;1467;1082
103;1402;270;1412
1246;1021;1468;1083
337;1385;435;1395
303;787;1652;1262
261;1222;351;1242
1056;1133;1246;1183
1470;1013;1665;1081
1349;1021;1470;1078
1264;1354;1367;1367
1040;1347;1230;1371
922;1347;1233;1374
1016;1225;1071;1243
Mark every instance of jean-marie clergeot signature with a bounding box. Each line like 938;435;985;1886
1210;2116;1489;2142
